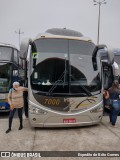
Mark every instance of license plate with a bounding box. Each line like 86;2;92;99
63;118;76;123
0;94;5;99
0;106;5;110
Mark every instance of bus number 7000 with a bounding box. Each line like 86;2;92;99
44;99;60;106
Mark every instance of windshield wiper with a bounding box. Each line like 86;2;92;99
47;71;65;95
70;74;92;96
47;57;68;95
47;57;92;96
78;85;92;96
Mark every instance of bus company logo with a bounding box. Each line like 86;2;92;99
64;98;74;104
1;152;10;157
64;97;97;109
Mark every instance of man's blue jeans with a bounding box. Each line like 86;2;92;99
110;100;120;125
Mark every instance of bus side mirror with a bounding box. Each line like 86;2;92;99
107;46;114;65
92;44;114;70
92;45;101;71
19;38;32;60
112;61;119;80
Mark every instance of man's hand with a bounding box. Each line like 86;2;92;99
10;104;14;110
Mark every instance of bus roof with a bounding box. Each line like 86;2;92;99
0;42;18;51
46;28;83;37
34;28;93;42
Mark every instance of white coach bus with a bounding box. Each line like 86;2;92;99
20;28;115;127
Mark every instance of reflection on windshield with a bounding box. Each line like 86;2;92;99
31;58;101;96
0;63;10;92
30;38;101;96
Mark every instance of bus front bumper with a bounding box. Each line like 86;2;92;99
29;112;102;128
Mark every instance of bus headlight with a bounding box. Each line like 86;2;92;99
29;106;48;115
90;106;103;113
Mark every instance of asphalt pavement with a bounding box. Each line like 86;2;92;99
0;116;120;160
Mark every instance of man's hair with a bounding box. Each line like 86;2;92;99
13;82;20;86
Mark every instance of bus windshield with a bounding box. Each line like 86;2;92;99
30;38;101;96
0;46;12;61
0;63;11;92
